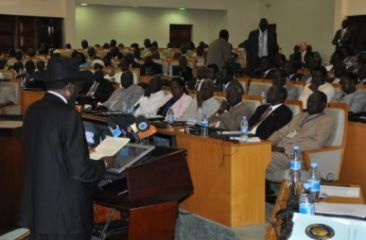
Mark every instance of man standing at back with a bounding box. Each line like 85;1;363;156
246;18;278;73
19;57;112;239
206;29;232;70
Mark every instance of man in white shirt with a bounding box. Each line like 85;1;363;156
113;59;138;85
299;66;335;109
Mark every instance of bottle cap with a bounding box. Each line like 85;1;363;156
303;183;311;189
311;162;318;168
293;144;300;151
241;115;247;119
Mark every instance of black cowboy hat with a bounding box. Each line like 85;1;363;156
38;57;89;83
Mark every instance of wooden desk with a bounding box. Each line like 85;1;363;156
265;182;364;240
340;121;366;199
20;89;45;114
163;129;272;227
0;121;23;234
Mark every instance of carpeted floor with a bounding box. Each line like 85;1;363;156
175;203;274;240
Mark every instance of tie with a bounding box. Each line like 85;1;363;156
86;82;99;97
250;106;272;130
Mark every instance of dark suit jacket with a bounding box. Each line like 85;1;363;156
332;28;352;48
249;104;292;140
19;93;105;234
246;29;278;71
93;79;114;103
140;62;163;76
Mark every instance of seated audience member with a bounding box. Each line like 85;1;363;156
358;64;366;84
140;56;163;76
329;62;346;83
283;61;303;81
249;85;292;140
114;59;138;85
179;79;221;122
271;69;299;100
266;91;333;181
332;72;366;114
289;45;302;68
134;76;165;116
78;69;114;105
20;60;44;89
81;39;89;49
209;83;249;130
172;56;193;84
100;71;143;111
207;64;220;87
193;66;212;91
299;66;335;109
124;52;141;68
36;60;46;72
150;41;161;60
158;78;192;118
252;56;275;78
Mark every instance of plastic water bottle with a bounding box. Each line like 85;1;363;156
307;161;321;201
166;108;175;128
240;116;249;143
299;183;315;215
169;65;173;77
289;144;302;193
261;91;266;103
200;112;209;137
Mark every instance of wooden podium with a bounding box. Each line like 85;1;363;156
93;147;194;240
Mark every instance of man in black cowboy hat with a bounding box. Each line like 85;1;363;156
18;57;113;239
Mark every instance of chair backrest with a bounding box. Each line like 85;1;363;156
0;70;16;80
242;99;261;118
285;99;303;116
324;103;348;146
248;79;272;96
289;83;304;97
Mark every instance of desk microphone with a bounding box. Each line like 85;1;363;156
135;115;157;139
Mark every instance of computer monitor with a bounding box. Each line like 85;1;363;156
107;143;155;174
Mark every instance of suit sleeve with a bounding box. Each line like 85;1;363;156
349;92;366;113
62;111;105;182
281;116;334;154
270;107;293;136
268;114;298;145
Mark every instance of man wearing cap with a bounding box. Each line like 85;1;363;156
18;57;112;239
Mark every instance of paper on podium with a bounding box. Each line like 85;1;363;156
320;185;360;198
315;202;366;219
90;136;130;160
289;213;366;240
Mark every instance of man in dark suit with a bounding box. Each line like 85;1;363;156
332;19;352;50
78;69;114;105
249;85;292;140
140;56;163;76
19;57;113;239
246;18;278;73
40;19;60;50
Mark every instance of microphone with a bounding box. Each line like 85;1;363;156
135;115;157;139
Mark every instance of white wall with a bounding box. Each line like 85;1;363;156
0;0;65;17
75;0;261;47
343;0;366;16
260;0;335;62
75;5;227;48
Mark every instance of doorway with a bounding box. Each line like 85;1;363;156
169;24;192;48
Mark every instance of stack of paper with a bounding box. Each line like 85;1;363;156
90;136;130;160
320;185;360;198
316;202;366;219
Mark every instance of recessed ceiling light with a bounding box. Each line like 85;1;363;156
80;3;88;6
